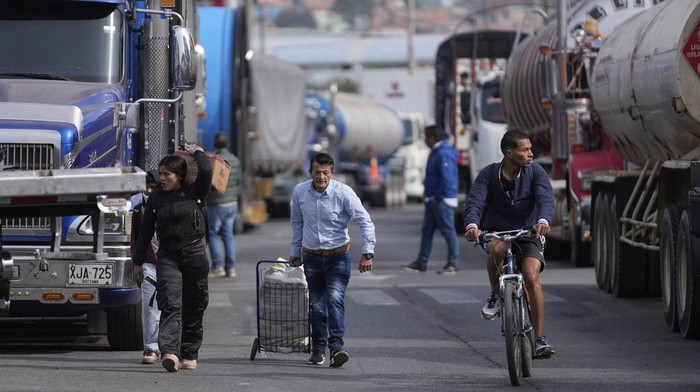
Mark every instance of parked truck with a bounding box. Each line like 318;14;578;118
502;0;660;266
435;30;519;229
505;0;700;338
305;89;407;207
0;0;201;349
198;5;309;222
394;112;429;202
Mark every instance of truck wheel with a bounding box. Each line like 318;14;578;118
593;193;609;291
676;210;700;339
605;194;618;294
87;310;107;335
107;302;144;350
570;223;592;267
660;207;681;332
644;248;661;298
610;195;645;297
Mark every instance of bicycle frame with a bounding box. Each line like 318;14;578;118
482;229;534;386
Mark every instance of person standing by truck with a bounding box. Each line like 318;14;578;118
131;171;161;365
134;146;213;372
206;132;242;278
404;125;460;274
288;152;376;368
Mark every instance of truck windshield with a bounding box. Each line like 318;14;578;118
0;4;122;84
480;84;505;124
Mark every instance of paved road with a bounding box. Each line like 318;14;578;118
0;203;698;391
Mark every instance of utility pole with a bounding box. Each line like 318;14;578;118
407;0;416;75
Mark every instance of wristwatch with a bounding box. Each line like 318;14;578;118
363;253;374;260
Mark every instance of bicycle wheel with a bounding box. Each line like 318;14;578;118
503;281;523;386
521;301;533;378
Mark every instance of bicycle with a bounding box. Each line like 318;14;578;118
480;228;537;386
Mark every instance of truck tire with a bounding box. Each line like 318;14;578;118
593;193;609;291
570;224;592;267
676;210;700;339
609;195;645;297
660;207;681;331
107;302;144;350
605;194;618;294
87;310;108;335
644;249;661;298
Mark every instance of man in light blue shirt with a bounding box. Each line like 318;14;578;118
289;152;376;368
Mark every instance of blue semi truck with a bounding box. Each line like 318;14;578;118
198;5;309;223
0;0;202;349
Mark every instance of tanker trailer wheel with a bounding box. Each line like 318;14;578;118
609;195;645;298
592;193;610;291
605;194;618;295
569;211;592;267
676;209;700;339
107;302;144;350
660;208;681;332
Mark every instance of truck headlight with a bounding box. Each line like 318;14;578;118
578;170;592;191
77;213;126;235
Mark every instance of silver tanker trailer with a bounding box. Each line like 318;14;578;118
588;0;700;339
306;89;407;207
502;0;657;267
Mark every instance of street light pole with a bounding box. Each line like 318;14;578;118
407;0;416;75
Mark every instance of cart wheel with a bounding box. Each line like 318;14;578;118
250;338;259;360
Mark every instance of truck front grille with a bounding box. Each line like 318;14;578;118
1;143;54;230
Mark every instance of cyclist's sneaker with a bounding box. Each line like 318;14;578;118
329;349;349;368
534;336;555;358
481;293;501;320
309;351;325;365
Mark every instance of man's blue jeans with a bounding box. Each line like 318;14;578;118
207;201;237;270
416;199;460;268
302;251;351;353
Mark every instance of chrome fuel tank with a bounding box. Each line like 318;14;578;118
591;0;700;165
502;0;655;141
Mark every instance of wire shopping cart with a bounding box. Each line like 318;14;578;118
250;260;311;360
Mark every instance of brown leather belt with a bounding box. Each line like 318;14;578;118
303;243;350;256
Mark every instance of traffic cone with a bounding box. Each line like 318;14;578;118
369;150;380;183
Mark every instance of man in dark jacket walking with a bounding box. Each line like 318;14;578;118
404;125;460;274
463;129;555;358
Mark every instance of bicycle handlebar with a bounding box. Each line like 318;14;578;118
479;228;537;243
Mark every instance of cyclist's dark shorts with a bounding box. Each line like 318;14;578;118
482;236;546;272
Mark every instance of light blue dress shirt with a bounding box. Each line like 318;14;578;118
290;179;376;257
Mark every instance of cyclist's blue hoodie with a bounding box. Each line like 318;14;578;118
463;161;554;231
424;141;458;201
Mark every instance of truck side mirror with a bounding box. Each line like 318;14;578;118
170;26;196;91
194;44;207;114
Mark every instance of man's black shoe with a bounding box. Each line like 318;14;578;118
308;351;325;365
329;349;349;368
403;261;426;272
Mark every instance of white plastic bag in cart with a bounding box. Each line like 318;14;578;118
263;262;307;286
259;261;309;353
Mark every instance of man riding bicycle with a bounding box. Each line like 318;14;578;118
463;130;555;358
